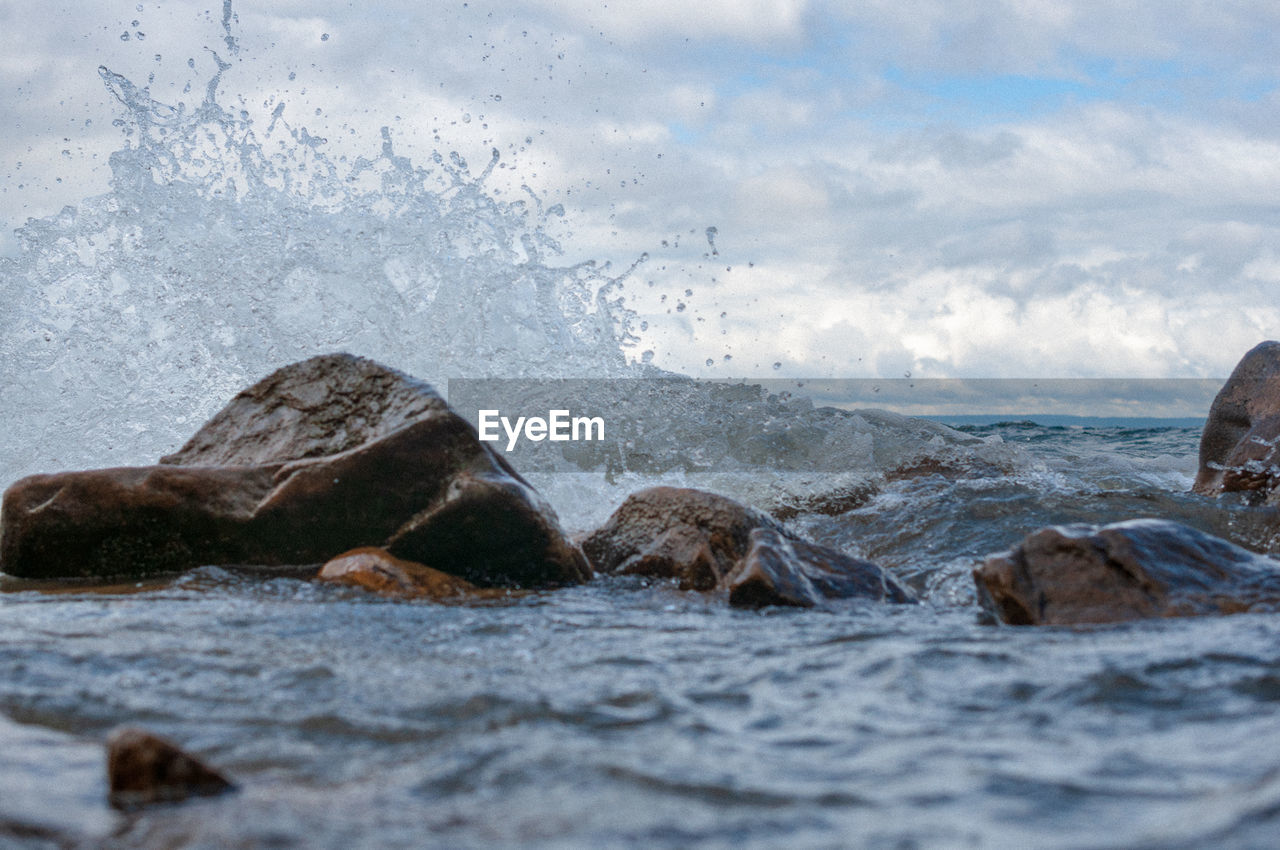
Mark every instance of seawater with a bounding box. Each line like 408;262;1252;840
4;7;1280;849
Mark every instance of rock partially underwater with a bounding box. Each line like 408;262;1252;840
107;727;235;809
0;354;589;587
1194;340;1280;501
974;519;1280;625
582;486;913;608
317;547;479;600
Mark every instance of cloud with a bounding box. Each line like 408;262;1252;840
3;0;1279;382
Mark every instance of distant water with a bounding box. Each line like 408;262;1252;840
4;5;1280;848
6;422;1280;849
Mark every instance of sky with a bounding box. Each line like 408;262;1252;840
2;0;1279;380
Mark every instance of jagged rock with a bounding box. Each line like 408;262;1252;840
974;519;1280;625
1194;340;1280;500
581;486;910;607
317;547;477;599
106;727;234;809
0;354;589;587
727;527;914;608
581;486;787;590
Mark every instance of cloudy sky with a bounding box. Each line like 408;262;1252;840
2;0;1278;379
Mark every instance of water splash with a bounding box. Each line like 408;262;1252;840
0;11;642;479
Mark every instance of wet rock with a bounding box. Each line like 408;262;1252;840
317;547;477;599
106;727;234;809
581;486;787;590
0;354;589;587
974;519;1280;625
1194;340;1280;500
727;527;914;608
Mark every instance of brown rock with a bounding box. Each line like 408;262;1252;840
974;519;1280;625
317;547;476;599
580;486;787;590
1194;340;1280;499
727;527;914;608
106;727;234;809
0;354;589;587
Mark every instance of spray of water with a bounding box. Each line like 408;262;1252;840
0;3;643;480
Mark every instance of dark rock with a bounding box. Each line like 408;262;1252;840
106;727;234;809
317;547;477;599
1;354;589;587
1194;340;1280;500
580;486;787;590
974;519;1280;625
727;527;914;608
581;485;910;607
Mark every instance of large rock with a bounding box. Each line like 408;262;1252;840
726;527;913;608
580;486;788;590
1194;340;1280;500
106;727;234;809
582;486;912;607
974;519;1280;625
0;354;590;587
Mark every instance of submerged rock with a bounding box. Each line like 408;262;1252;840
974;519;1280;625
1194;340;1280;500
317;547;477;600
582;486;912;607
0;354;589;587
727;527;913;608
581;486;787;590
106;727;234;809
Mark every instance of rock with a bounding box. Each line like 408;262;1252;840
580;486;787;590
106;727;234;809
974;519;1280;625
317;547;477;599
0;354;590;587
581;486;910;607
1194;340;1280;499
727;527;914;608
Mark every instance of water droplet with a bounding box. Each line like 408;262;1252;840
676;302;686;312
639;321;648;331
136;32;146;40
641;350;654;364
315;108;322;116
462;113;471;123
131;19;140;26
492;94;502;102
705;359;714;367
187;57;195;68
723;354;732;361
773;362;782;370
321;33;330;41
684;288;692;297
120;31;131;41
288;71;296;81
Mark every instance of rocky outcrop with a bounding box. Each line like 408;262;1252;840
582;486;913;608
106;727;235;809
974;519;1280;625
0;354;590;587
317;547;477;600
726;527;913;608
1194;340;1280;500
581;486;787;590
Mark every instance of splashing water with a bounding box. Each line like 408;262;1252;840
0;5;641;481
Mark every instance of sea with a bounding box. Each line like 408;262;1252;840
4;8;1280;849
